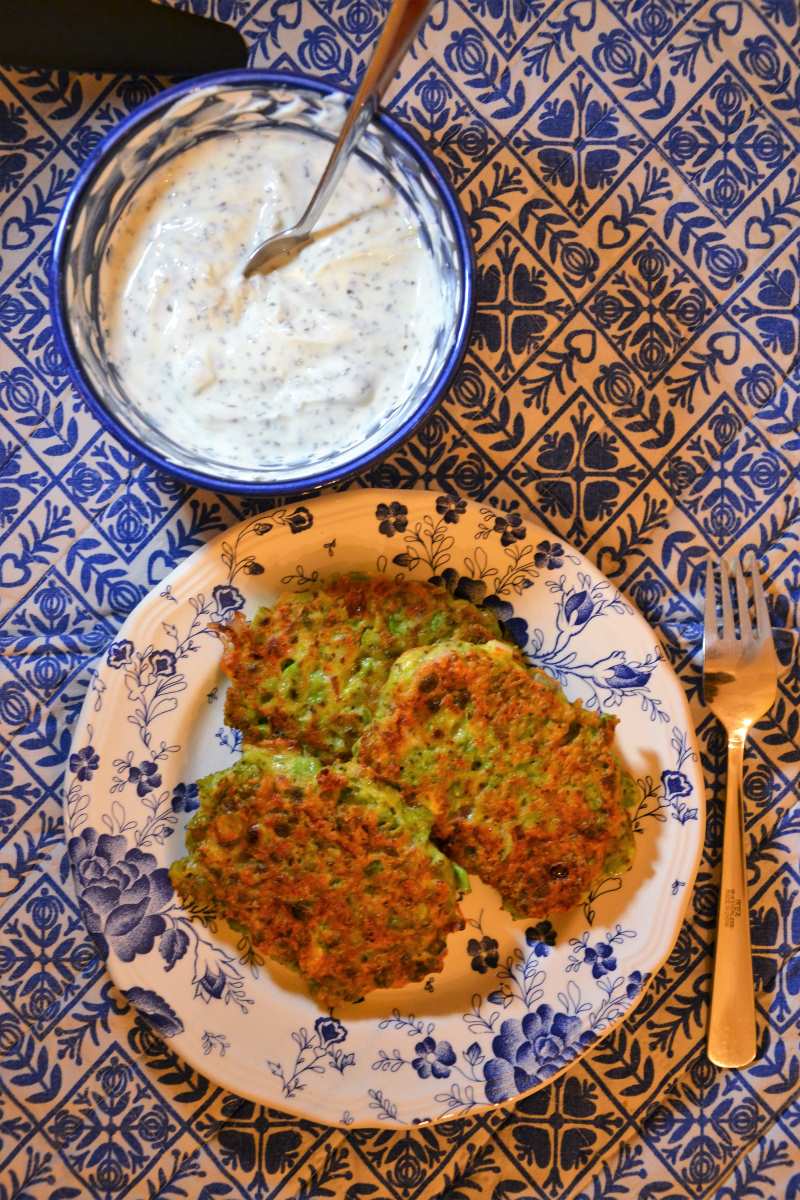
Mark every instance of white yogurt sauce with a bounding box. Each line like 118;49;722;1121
100;127;446;467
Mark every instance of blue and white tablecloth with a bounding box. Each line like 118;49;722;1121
0;1;798;1196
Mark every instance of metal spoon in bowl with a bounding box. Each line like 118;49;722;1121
243;0;434;278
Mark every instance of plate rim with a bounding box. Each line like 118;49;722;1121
65;487;705;1127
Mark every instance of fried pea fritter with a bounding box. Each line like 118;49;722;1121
356;640;634;918
219;573;509;761
170;744;466;1005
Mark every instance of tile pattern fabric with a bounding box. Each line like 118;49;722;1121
0;0;798;1196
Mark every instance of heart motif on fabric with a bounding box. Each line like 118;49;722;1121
597;214;629;249
758;269;795;307
707;331;740;364
0;552;31;588
537;432;574;470
538;100;575;140
585;100;618;141
0;863;21;899
585;148;621;190
756;315;795;356
562;0;595;29
476;263;501;304
564;329;597;362
709;1;742;34
583;479;620;521
538;147;575;186
273;0;301;29
562;1074;598;1118
744;217;775;250
1;217;34;250
584;432;618;471
536;478;574;516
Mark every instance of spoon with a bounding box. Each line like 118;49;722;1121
243;0;434;278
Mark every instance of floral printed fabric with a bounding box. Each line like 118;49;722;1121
0;0;798;1197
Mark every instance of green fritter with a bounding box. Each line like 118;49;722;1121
219;573;510;761
356;640;635;919
170;744;467;1005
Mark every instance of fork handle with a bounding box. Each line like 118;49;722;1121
295;0;434;238
707;736;757;1067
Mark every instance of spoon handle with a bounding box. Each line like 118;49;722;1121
295;0;434;237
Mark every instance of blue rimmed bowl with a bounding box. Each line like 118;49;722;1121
51;70;474;495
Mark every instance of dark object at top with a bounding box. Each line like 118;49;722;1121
3;0;247;73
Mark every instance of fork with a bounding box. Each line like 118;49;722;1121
703;556;779;1068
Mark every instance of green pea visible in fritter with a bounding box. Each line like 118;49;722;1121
356;640;635;919
219;573;510;762
170;744;467;1005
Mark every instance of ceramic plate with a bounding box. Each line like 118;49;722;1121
65;490;704;1127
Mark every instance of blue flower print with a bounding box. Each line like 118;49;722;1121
661;770;692;800
148;649;176;678
0;152;25;194
661;769;696;823
158;926;189;971
445;28;489;77
212;584;245;617
171;782;199;813
430;569;530;650
68;827;172;962
69;745;99;782
626;970;645;1000
584;941;617;978
106;639;134;669
493;512;526;546
195;960;227;1000
128;760;161;798
299;25;346;77
482;594;530;650
124;986;184;1038
435;494;467;524
431;567;486;606
564;589;594;628
484;1007;596;1102
376;501;409;536
412;1037;456;1079
0;680;30;728
66;461;102;503
117;77;158;112
604;662;653;690
315;1016;347;1046
0;762;14;828
736;363;776;408
468;936;499;974
559;241;599;288
533;540;564;570
526;920;557;957
285;506;313;534
69;125;103;163
0;101;26;144
0;484;20;528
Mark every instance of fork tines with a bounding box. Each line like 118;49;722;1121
704;556;771;647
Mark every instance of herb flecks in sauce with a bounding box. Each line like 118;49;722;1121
100;129;445;468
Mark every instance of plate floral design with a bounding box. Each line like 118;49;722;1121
64;490;704;1127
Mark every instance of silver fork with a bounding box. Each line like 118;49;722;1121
703;556;779;1067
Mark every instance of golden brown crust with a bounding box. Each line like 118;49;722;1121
170;745;464;1005
356;641;630;917
219;574;508;762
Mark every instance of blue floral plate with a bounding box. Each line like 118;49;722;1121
64;489;704;1127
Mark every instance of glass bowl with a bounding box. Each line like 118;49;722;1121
51;70;474;495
